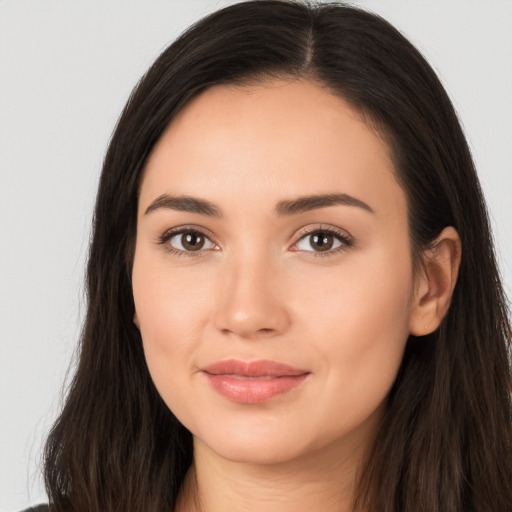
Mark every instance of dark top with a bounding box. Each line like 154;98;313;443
21;507;49;512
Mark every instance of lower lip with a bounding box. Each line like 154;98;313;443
203;373;309;404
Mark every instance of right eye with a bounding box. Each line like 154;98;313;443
160;229;217;255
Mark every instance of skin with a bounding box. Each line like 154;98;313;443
132;79;461;512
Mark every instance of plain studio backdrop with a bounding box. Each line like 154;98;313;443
0;1;511;510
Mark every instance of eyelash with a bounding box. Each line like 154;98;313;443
157;225;354;259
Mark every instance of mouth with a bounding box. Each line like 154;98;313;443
201;359;310;404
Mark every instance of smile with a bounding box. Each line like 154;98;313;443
201;359;310;404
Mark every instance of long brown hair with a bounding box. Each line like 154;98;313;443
44;1;512;511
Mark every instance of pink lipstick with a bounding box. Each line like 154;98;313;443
201;359;310;404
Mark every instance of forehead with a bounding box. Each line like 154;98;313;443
139;79;405;220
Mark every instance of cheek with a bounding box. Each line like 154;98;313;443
134;277;200;350
131;248;212;403
291;246;414;429
295;244;413;333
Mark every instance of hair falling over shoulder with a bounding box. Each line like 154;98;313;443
43;2;512;511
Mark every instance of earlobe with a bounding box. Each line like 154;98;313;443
409;226;461;336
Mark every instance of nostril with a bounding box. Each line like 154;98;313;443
213;279;291;338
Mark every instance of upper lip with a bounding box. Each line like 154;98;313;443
202;359;309;377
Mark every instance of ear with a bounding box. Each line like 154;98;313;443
133;311;140;329
409;226;461;336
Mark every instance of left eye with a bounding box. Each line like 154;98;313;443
167;230;216;252
294;230;347;253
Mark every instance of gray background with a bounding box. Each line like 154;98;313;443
1;1;511;510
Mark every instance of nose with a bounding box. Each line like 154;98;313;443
213;253;291;340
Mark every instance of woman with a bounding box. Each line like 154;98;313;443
30;0;512;511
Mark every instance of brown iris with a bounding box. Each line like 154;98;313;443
181;232;205;251
310;232;334;252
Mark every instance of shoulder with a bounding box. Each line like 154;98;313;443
20;506;49;512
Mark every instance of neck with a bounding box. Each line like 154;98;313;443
175;436;369;512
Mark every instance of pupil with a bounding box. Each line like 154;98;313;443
183;232;204;251
312;233;333;251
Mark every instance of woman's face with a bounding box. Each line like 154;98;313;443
132;79;416;465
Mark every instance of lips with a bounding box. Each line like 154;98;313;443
201;359;310;404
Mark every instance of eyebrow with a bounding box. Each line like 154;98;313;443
275;193;374;216
144;192;374;217
145;194;222;217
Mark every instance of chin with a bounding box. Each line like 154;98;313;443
198;434;309;466
190;414;337;467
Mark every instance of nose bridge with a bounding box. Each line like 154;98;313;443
213;246;290;338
